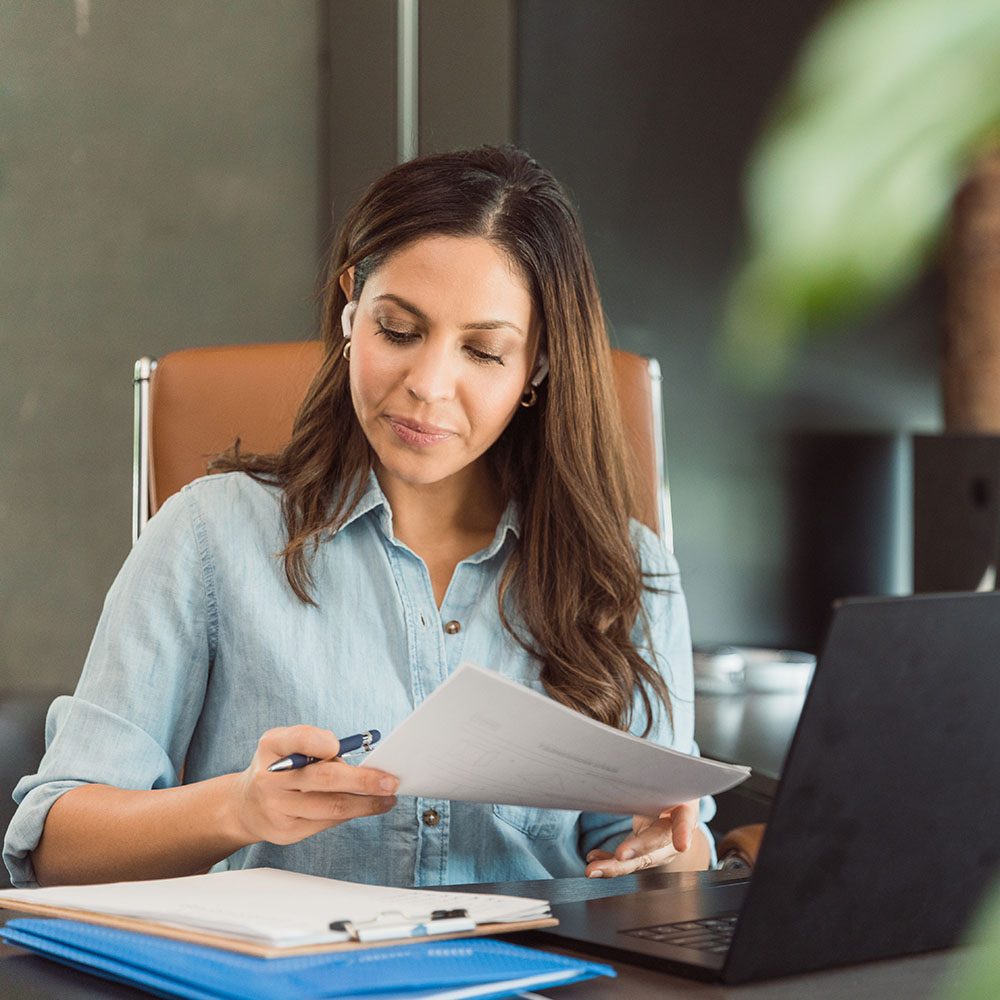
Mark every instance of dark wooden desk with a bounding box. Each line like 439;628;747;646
0;871;965;999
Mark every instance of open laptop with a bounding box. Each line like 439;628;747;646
539;592;1000;983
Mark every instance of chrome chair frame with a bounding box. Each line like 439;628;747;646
646;357;673;553
131;354;673;550
133;357;157;544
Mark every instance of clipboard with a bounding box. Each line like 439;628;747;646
0;869;557;958
0;897;558;957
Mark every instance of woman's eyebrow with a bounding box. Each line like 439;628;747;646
372;293;525;337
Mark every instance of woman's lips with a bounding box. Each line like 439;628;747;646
386;415;455;447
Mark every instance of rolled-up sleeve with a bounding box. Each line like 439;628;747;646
3;489;215;887
577;524;717;866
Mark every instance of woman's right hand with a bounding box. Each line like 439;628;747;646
229;726;399;847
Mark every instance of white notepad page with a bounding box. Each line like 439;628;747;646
0;868;549;948
363;663;749;816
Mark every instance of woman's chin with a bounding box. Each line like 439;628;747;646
373;455;461;490
372;445;492;494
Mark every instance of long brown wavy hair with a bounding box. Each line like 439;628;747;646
213;144;673;736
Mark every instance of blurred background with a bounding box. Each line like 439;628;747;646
7;0;999;694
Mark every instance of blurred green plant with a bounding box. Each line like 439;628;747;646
723;0;1000;383
940;878;1000;1000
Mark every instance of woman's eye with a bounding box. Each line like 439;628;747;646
375;323;503;365
376;323;417;345
466;346;504;365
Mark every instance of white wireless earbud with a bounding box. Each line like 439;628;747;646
531;352;549;387
341;301;357;340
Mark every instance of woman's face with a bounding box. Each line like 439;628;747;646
342;235;540;494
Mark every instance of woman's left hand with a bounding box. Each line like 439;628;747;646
584;800;699;878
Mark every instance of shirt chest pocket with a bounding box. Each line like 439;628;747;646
492;803;578;840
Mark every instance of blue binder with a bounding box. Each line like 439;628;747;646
2;918;614;1000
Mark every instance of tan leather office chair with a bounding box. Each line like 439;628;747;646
132;341;762;867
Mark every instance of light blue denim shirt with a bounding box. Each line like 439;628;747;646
4;471;715;888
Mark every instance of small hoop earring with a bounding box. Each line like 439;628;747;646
520;385;538;408
342;340;352;361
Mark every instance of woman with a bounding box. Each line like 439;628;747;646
4;145;714;889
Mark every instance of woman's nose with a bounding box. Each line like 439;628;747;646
403;341;457;403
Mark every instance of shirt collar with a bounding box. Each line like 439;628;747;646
338;469;391;534
464;496;521;564
339;469;521;559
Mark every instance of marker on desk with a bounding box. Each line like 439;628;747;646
267;729;381;772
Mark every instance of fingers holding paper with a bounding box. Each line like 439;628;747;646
584;800;700;878
231;726;399;847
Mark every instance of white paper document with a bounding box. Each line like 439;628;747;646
364;663;749;816
0;868;550;948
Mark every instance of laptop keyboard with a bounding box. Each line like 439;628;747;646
622;911;739;954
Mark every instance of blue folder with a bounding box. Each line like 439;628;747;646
2;918;614;1000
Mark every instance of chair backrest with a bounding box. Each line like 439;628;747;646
133;342;672;545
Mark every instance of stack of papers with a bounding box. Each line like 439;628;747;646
364;663;749;815
2;919;615;1000
0;869;553;953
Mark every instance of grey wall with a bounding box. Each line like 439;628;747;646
517;0;941;648
419;0;515;153
324;0;515;241
1;2;321;692
324;0;398;235
0;0;516;695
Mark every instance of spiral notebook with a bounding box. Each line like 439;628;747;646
1;918;615;1000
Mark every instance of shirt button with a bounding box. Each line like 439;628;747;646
422;808;441;827
443;620;461;635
